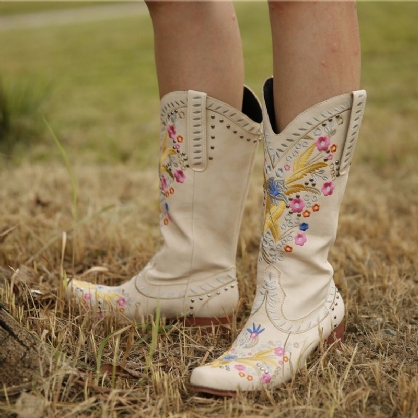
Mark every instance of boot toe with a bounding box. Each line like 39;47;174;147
190;363;261;395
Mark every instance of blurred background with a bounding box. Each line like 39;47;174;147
1;1;416;171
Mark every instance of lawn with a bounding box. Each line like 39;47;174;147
0;2;417;417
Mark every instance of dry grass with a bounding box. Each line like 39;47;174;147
1;136;417;417
1;2;418;417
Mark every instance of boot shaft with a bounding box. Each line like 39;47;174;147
149;87;263;283
258;78;366;319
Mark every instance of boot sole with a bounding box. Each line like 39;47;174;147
189;320;345;397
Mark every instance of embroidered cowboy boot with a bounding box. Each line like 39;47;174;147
190;78;366;394
66;87;262;325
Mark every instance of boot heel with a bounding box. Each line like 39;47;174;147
326;321;345;345
183;316;232;327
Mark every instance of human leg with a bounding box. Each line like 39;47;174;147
66;1;263;324
190;0;366;394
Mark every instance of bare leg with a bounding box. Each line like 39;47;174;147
146;0;244;110
269;0;361;131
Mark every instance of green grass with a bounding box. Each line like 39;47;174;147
0;1;120;16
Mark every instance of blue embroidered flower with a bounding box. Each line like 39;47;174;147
247;323;265;340
223;354;238;361
299;222;309;231
266;178;288;204
165;203;169;212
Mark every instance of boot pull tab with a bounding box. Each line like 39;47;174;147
188;90;208;171
339;90;367;176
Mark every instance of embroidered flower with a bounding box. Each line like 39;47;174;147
322;181;335;196
289;198;305;213
173;144;180;150
84;292;92;301
316;136;330;151
284;245;293;253
117;297;127;307
312;204;320;212
163;218;169;225
303;210;311;218
330;144;338;153
295;233;307;246
247;375;254;381
239;372;246;378
284;164;291;171
299;222;309;231
160;176;167;191
169;187;174;194
174;169;186;183
266;178;287;203
247;323;265;339
274;347;284;356
177;135;183;143
167;124;176;139
261;373;272;384
234;364;246;371
328;154;333;160
223;354;238;361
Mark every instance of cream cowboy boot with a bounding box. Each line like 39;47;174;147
66;88;262;325
190;78;366;394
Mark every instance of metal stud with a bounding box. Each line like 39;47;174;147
219;119;224;123
211;125;215;129
217;291;221;295
199;297;203;301
207;294;211;297
211;115;215;119
191;299;195;303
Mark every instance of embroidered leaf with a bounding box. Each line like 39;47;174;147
304;186;321;195
159;165;174;179
285;162;328;184
285;184;307;195
293;144;316;171
264;199;285;242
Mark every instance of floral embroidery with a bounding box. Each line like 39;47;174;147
299;222;309;231
174;169;186;183
316;136;330;151
261;111;345;263
167;124;176;139
261;373;272;384
247;323;265;339
322;181;335;196
295;233;307;246
289;197;304;213
159;111;189;226
234;364;246;371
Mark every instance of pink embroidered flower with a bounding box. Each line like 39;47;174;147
261;373;272;384
160;176;167;191
322;181;335;196
328;154;333;160
284;164;291;171
117;297;127;307
274;347;284;356
167;124;176;139
234;364;246;371
174;169;186;183
289;197;305;213
316;136;330;151
84;292;92;301
295;232;307;246
173;144;180;150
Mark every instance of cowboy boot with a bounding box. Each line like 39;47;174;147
190;78;366;394
66;87;262;325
